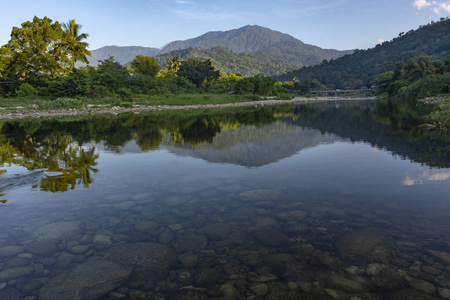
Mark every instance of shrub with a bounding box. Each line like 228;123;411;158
118;87;132;101
16;83;37;98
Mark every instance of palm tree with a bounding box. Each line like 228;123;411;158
61;19;92;69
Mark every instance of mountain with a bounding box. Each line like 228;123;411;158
155;47;301;77
82;25;352;70
276;18;450;87
159;25;352;66
85;46;160;67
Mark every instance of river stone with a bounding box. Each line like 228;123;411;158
93;234;112;248
327;276;363;293
98;242;176;287
365;263;382;276
254;229;289;247
178;252;198;269
194;268;225;287
263;253;298;276
336;231;391;264
275;210;306;221
71;245;89;255
427;249;450;264
113;200;135;210
0;265;34;281
198;223;230;240
389;289;437;300
439;288;450;299
38;257;131;300
409;279;436;294
158;229;175;244
164;196;186;206
312;250;341;271
26;240;58;255
135;220;158;233
0;245;24;257
31;221;80;242
250;283;269;296
239;189;283;201
176;233;208;252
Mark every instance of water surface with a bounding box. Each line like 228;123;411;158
1;100;449;299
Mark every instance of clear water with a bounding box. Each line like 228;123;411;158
1;100;450;299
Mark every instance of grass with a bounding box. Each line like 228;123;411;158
0;93;263;112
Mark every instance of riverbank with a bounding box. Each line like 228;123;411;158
0;97;376;120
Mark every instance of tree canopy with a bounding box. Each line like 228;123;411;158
1;16;92;80
130;55;160;76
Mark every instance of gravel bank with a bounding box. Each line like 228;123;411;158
0;97;333;120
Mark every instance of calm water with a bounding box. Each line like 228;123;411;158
1;100;450;299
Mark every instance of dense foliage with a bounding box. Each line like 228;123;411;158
375;55;450;99
277;18;450;89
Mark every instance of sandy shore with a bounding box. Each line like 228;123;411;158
0;97;358;120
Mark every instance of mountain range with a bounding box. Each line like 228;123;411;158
84;25;353;74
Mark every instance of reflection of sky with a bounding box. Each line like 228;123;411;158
402;171;450;186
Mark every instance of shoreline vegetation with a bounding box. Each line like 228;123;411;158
0;96;373;120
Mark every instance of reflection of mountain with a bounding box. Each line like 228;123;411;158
163;122;342;167
287;100;450;168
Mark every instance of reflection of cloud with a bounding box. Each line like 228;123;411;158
402;171;450;186
412;0;450;14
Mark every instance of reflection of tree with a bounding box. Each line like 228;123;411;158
39;146;99;192
135;129;163;151
0;130;99;193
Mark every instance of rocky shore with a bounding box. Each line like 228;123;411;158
0;97;340;120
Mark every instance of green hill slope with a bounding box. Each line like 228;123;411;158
155;47;302;77
276;18;450;88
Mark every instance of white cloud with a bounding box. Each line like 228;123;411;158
377;39;385;44
402;171;450;186
413;0;432;9
412;0;450;14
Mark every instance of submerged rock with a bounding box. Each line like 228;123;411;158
198;223;230;240
98;242;176;287
0;245;24;257
254;229;289;247
39;257;131;300
0;265;34;281
31;221;80;243
336;231;391;264
326;275;363;293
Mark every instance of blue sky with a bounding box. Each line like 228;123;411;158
0;0;449;51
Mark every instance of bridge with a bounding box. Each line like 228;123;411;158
309;88;374;96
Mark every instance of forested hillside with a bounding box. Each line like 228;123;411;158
277;18;450;89
159;25;352;66
155;47;301;77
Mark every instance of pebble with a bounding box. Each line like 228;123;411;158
250;283;268;296
365;263;381;276
409;279;436;294
439;288;450;299
71;245;89;255
0;245;25;257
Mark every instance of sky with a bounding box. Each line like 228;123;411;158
0;0;449;51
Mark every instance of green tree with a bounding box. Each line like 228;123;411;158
130;55;160;76
61;19;92;69
177;59;219;87
167;56;181;72
0;46;13;79
94;57;128;91
5;16;66;79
